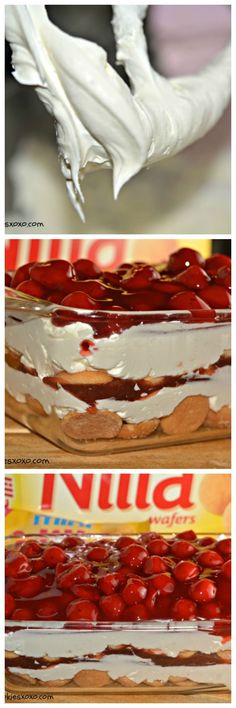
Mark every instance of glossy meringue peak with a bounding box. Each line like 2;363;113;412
6;4;231;219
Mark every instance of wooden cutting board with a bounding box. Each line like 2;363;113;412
5;415;231;469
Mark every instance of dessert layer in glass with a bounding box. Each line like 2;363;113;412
5;250;231;451
5;533;231;694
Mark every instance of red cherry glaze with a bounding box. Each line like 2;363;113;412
16;280;48;299
120;544;148;570
43;545;67;567
121;578;147;605
5;532;231;623
172;540;196;559
189;578;217;603
86;546;110;562
147;539;169;556
205;254;231;276
30;260;72;287
215;539;231;557
168;248;204;274
6;552;32;578
214;266;231;290
200;285;231;308
5;593;15;618
99;593;125;620
172;599;197;620
73;259;102;279
143;556;168;575
47;291;65;304
66;599;99;621
197;550;223;569
173;561;200;583
11;262;36;289
175;265;210;290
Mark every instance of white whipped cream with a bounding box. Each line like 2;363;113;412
6;626;230;659
9;660;231;689
5;5;231;219
5;316;231;380
5;363;231;423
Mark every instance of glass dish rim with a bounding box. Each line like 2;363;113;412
5;532;231;633
5;287;232;320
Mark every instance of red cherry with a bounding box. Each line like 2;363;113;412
30;259;72;287
123;265;160;291
189;578;217;603
10;575;44;598
64;279;109;300
6;552;32;578
138;532;162;544
98;573;120;595
61;292;98;310
197;550;223;569
5;272;12;287
198;536;215;547
20;541;42;558
200;285;231;308
176;531;197;541
36;600;59;619
99;593;125;620
102;271;121;287
57;564;91;588
175;265;210;290
11;262;36;289
121;578;147;605
16;280;47;299
123;603;149;621
143;556;168;575
31;557;47;572
5;593;15;618
215;539;231;556
72;584;100;601
47;291;65;304
60;536;84;549
148;573;175;595
214;266;231;290
173;561;200;583
147;539;169;556
43;545;67;567
169;291;212;312
172;540;195;559
221;559;231;580
86;546;110;562
120;544;148;570
198;601;222;619
205;254;231;276
168;248;204;274
66;599;99;621
172;599;197;620
12;607;34;621
115;536;135;550
73;259;102;279
152;279;183;296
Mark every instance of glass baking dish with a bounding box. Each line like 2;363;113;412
5;533;231;698
5;288;231;454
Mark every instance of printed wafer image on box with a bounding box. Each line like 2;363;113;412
5;473;231;701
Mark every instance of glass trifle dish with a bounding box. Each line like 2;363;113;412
5;532;231;696
5;247;231;453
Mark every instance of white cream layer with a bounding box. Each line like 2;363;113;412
5;316;231;380
9;658;231;689
5;6;231;218
5;627;230;659
5;364;231;423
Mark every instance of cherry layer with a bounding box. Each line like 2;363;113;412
5;533;231;623
6;249;231;335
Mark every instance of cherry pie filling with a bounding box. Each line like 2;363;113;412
5;249;231;443
5;532;231;690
